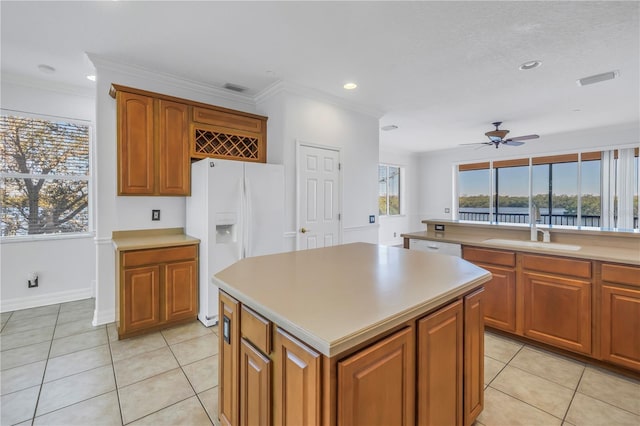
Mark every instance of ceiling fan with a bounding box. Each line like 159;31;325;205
461;122;539;149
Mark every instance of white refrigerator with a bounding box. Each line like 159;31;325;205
186;158;285;327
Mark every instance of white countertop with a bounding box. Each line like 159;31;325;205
214;242;490;357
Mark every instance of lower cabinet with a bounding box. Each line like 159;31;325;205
218;288;484;426
600;263;640;371
118;244;198;339
338;327;415;426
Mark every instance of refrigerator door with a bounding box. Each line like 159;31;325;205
244;163;285;257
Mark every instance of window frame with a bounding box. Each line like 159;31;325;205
378;163;403;217
1;110;94;241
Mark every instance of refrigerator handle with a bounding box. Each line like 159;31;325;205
238;178;245;260
244;177;252;258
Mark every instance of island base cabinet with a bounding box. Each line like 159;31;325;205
240;338;271;426
273;328;321;426
523;272;591;355
417;301;463;426
338;327;415;426
601;284;640;371
464;288;484;426
219;292;241;426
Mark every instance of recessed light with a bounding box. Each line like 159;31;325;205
37;64;56;74
576;70;619;86
86;75;96;82
343;82;358;90
519;60;542;70
381;125;399;131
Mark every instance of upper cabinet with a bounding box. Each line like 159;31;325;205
110;84;268;196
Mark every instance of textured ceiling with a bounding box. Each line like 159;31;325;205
1;1;638;153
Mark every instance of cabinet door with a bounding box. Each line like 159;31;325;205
601;284;640;371
123;265;161;333
117;91;155;195
523;272;591;354
273;328;321;426
417;300;463;426
338;327;415;426
240;338;272;426
481;265;516;332
219;292;241;426
164;260;197;322
464;288;484;426
158;100;190;195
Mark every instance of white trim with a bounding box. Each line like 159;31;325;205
92;308;116;327
87;53;256;108
1;73;95;98
1;232;95;244
255;81;384;119
344;224;380;232
283;231;297;239
1;287;94;313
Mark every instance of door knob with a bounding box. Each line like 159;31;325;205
300;227;310;234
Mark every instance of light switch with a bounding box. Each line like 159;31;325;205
152;210;160;221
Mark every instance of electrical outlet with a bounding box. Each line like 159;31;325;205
28;272;38;288
152;210;160;221
369;215;375;224
444;207;451;213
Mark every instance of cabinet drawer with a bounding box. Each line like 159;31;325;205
192;106;263;133
463;246;515;267
122;245;197;267
241;306;272;354
522;254;591;279
601;263;640;287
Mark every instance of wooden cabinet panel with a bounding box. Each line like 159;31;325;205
240;338;272;426
117;92;154;195
123;265;160;332
193;106;263;133
522;254;591;279
241;306;272;355
601;263;640;287
463;246;515;267
164;260;197;322
601;284;640;371
122;245;197;268
158;100;190;195
338;326;415;426
480;265;516;332
417;301;463;426
464;288;484;426
523;272;592;354
274;327;321;426
220;292;241;426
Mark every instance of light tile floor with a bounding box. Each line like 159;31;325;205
1;300;639;425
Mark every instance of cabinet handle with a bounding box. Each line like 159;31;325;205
223;315;231;344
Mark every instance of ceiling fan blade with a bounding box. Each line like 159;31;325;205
508;134;539;142
503;140;525;147
459;142;492;146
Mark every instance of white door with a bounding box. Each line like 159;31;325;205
297;144;341;250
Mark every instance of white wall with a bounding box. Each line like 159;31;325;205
417;122;640;221
378;150;422;246
0;78;96;312
257;85;381;250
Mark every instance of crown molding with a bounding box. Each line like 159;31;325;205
87;53;256;108
255;80;385;119
1;73;95;98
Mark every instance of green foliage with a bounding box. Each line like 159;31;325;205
379;195;400;215
1;116;89;236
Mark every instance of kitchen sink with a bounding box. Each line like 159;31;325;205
483;239;581;251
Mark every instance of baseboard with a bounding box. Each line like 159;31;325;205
1;287;94;313
92;308;115;326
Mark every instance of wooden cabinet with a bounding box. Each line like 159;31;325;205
118;244;198;339
464;288;484;426
240;338;271;426
600;263;640;371
274;327;321;426
113;87;190;196
219;292;241;426
338;327;415;426
417;300;463;426
522;254;592;355
463;247;516;332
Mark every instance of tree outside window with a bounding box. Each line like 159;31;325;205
1;115;90;237
379;164;401;216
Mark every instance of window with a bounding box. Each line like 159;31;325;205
1;113;91;237
493;159;529;223
532;154;579;226
379;164;401;216
458;162;490;221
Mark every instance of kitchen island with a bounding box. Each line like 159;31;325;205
213;242;491;426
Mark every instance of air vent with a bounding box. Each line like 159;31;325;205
223;83;248;93
577;70;619;86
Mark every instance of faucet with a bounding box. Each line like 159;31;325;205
530;204;550;242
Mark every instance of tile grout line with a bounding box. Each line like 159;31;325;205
561;367;586;425
106;326;126;426
487;385;567;422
